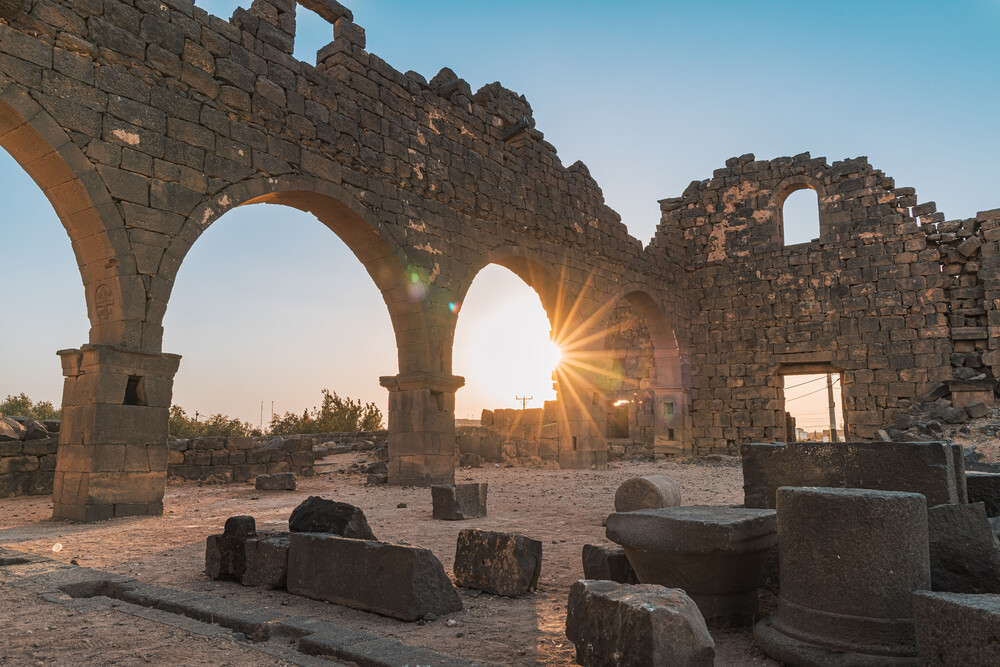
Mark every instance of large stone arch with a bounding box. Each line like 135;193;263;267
602;285;692;456
0;81;141;347
450;246;610;468
157;175;434;375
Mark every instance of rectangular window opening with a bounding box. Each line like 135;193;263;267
782;372;846;443
124;376;145;406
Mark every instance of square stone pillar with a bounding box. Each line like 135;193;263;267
379;372;465;487
650;387;692;457
53;345;181;522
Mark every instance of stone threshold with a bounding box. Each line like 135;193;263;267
0;547;477;667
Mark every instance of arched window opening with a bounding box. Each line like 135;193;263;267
0;149;88;407
782;187;821;246
162;203;395;434
603;300;656;450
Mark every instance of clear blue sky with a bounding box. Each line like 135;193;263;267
2;1;998;424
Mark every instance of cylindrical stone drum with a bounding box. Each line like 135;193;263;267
755;487;930;666
614;475;682;512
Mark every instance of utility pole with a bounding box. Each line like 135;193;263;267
826;374;839;443
516;395;533;410
259;401;264;432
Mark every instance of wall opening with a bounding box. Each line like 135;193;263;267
162;201;395;434
782;187;821;245
781;372;845;442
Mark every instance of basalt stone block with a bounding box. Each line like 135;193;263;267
205;516;257;581
967;472;1000;517
581;544;637;584
453;529;541;597
565;580;715;667
913;591;1000;666
928;501;1000;594
286;533;462;621
606;506;776;625
755;487;930;666
431;483;487;520
255;472;296;491
288;496;376;540
741;441;967;509
242;532;291;589
613;475;682;512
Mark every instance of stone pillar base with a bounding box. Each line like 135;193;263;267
380;372;464;487
53;345;180;522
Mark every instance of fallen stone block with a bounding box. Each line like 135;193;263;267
606;506;776;625
366;473;387;485
286;533;462;621
242;532;290;589
741;441;967;508
914;591;1000;666
613;475;682;512
288;496;376;540
255;472;296;491
581;544;637;584
453;529;541;597
968;472;1000;517
965;401;991;419
459;452;482;468
206;516;256;581
431;483;487;520
928;501;1000;593
565;580;715;667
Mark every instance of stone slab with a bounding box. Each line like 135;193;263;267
286;533;462;621
913;591;1000;667
928;502;1000;593
967;472;1000;517
431;483;487;520
453;529;541;597
581;544;637;584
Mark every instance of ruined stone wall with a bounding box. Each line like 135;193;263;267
0;437;58;498
167;434;314;482
655;152;999;452
656;153;951;449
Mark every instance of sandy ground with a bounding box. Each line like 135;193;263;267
0;456;778;666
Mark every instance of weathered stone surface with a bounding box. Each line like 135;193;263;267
431;483;487;520
565;580;715;667
914;591;1000;667
928;502;1000;593
968;472;1000;517
755;487;929;665
581;544;637;584
255;472;296;491
741;441;966;509
607;506;776;625
288;496;376;540
613;475;682;512
453;529;542;597
286;533;462;621
242;533;290;590
0;417;25;442
205;516;256;581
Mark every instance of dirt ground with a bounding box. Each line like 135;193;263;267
0;456;782;666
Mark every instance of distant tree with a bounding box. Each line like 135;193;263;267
0;393;61;420
268;390;383;435
169;405;261;438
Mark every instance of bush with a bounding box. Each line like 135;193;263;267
269;390;383;435
0;393;61;421
169;405;261;438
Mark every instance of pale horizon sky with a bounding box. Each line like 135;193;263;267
2;1;998;426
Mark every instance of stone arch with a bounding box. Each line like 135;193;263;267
0;81;140;346
601;285;691;454
158;175;434;374
771;174;828;245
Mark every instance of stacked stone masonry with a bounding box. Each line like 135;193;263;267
167;434;314;482
0;1;996;517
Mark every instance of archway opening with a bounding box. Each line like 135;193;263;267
0;147;88;414
162;201;397;435
782;186;821;245
453;264;560;421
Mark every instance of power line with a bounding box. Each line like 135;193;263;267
786;379;839;402
784;376;827;390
